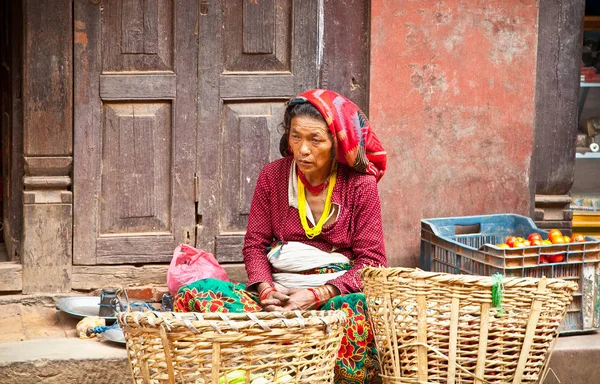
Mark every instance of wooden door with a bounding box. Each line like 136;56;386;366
196;1;319;263
0;0;23;262
74;0;198;265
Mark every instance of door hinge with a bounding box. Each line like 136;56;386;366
194;174;199;203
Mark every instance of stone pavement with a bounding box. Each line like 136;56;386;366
0;338;129;384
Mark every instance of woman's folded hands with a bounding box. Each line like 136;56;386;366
258;283;340;311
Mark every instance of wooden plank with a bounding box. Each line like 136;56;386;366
144;0;158;53
532;0;585;195
74;0;102;265
100;73;176;99
321;0;370;113
215;234;245;263
121;0;144;53
22;201;72;294
223;0;290;72
96;235;176;264
220;75;295;99
100;103;170;236
292;0;319;93
71;263;248;290
170;0;199;255
23;176;71;189
0;263;22;292
196;0;222;255
239;116;269;214
24;157;72;176
103;0;173;71
243;0;274;54
23;0;72;156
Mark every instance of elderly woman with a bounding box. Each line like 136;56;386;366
175;89;387;384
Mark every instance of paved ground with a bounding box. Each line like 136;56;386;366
0;338;129;384
0;295;79;343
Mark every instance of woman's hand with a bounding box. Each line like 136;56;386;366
261;290;290;312
282;285;340;311
257;283;290;311
282;289;316;311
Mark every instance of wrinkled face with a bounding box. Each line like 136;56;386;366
288;116;334;177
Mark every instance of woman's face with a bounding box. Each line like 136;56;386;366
288;115;334;178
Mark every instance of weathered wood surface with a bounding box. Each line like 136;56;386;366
532;0;585;195
24;157;72;176
21;0;73;293
220;75;295;99
23;0;72;156
74;0;198;265
0;262;22;291
72;264;248;290
22;201;72;294
215;234;246;263
100;73;176;100
321;0;370;113
197;1;318;261
0;0;24;262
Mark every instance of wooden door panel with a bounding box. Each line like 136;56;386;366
223;0;291;72
74;0;197;265
102;0;173;71
100;102;171;235
219;101;286;228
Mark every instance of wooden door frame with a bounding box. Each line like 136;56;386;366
531;0;585;230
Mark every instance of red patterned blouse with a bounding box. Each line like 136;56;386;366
242;156;387;294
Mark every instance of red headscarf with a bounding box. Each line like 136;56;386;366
289;89;387;181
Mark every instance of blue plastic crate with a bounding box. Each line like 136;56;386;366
420;213;600;334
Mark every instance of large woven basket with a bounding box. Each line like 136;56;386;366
117;310;346;384
360;267;577;384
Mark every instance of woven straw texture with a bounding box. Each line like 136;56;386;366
360;267;577;384
118;310;346;384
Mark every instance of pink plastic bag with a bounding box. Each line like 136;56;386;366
167;244;229;295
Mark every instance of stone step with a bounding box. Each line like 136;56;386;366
0;332;598;383
0;338;129;384
543;331;600;384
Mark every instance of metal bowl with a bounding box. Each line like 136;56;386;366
55;296;117;322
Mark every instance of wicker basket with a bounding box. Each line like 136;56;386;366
117;310;346;384
360;267;577;384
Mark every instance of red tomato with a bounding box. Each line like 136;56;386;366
505;236;517;248
539;255;548;264
572;234;585;243
548;229;563;241
547;254;565;263
527;233;542;242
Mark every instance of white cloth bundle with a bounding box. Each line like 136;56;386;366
267;241;349;289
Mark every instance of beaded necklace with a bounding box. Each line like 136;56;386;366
297;170;328;195
298;170;337;239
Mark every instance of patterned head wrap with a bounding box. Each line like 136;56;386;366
289;89;387;181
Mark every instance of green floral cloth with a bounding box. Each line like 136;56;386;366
174;278;378;384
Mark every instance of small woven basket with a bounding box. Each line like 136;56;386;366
360;267;577;384
118;310;346;384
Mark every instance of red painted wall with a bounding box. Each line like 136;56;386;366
370;0;538;267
